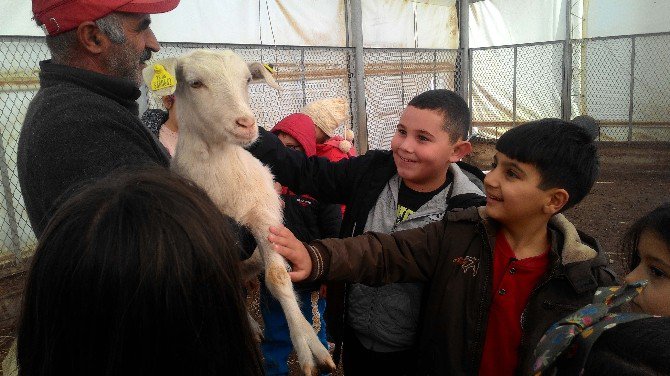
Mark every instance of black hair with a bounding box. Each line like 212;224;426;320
622;202;670;272
407;89;471;141
495;118;599;211
17;167;263;376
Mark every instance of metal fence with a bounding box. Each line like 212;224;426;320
2;32;670;267
470;32;670;141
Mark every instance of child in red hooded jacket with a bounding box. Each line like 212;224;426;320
259;113;342;376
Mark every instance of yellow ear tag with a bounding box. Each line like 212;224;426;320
150;64;176;92
263;63;276;74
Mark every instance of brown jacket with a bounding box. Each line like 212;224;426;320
307;207;617;375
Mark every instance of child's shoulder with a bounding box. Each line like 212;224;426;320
445;206;485;224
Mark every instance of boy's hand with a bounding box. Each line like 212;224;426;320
269;225;312;282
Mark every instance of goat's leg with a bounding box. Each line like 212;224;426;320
261;245;335;375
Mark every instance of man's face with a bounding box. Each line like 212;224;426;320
390;106;462;192
104;13;159;86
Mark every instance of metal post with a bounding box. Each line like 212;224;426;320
513;45;517;125
0;140;22;265
458;0;470;102
347;0;368;153
561;0;573;120
628;36;636;142
300;49;307;107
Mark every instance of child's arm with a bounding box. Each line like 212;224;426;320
248;127;361;204
269;219;447;285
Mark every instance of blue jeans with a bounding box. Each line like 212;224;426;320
259;285;328;376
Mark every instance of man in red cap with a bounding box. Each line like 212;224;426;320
18;0;179;236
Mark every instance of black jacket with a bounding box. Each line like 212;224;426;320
282;190;342;244
18;61;169;236
249;127;484;239
248;127;486;360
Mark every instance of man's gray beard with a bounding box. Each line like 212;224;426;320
106;42;143;86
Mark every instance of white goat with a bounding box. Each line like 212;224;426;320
143;50;335;375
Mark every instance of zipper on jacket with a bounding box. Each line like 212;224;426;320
470;222;493;374
518;274;567;355
541;300;581;311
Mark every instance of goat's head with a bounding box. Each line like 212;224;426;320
143;49;280;147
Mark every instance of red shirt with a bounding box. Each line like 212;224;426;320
478;233;550;376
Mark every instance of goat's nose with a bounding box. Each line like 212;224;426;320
236;116;256;128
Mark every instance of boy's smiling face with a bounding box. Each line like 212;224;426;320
391;106;470;192
484;152;567;224
625;230;670;316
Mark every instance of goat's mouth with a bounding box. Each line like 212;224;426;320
234;127;259;145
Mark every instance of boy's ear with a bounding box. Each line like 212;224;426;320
544;188;569;215
449;140;473;162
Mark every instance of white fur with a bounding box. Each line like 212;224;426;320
164;50;334;374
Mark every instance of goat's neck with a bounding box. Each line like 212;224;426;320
174;128;244;167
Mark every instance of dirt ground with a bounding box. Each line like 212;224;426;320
0;141;668;374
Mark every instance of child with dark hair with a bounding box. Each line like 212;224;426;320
16;167;263;376
250;89;484;375
532;203;670;375
622;202;670;316
259;113;342;375
267;118;616;375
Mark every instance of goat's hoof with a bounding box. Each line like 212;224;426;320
301;365;316;376
321;357;336;373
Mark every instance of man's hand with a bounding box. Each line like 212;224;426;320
269;225;312;282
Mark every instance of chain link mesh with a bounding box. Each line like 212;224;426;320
2;34;670;266
363;49;458;150
570;38;632;141
0;37;47;271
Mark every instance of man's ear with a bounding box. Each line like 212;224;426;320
544;188;569;215
449;140;473;162
76;21;108;54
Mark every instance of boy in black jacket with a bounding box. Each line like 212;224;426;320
250;89;484;374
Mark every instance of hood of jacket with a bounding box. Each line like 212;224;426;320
447;206;602;267
271;113;317;157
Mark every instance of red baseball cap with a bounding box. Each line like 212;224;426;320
33;0;180;36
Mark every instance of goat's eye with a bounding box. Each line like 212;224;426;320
190;80;203;88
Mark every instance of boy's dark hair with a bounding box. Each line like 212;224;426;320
407;89;471;141
622;202;670;272
496;118;599;211
18;167;263;376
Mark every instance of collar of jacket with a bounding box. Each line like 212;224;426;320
447;206;601;295
39;60;141;115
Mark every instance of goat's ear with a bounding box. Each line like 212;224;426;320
248;62;281;90
142;58;179;97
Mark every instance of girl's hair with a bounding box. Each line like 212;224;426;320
17;167;263;376
622;202;670;272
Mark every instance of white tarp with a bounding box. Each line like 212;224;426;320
362;0;459;48
0;0;347;46
469;0;567;48
585;0;670;38
0;0;459;48
469;0;670;48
